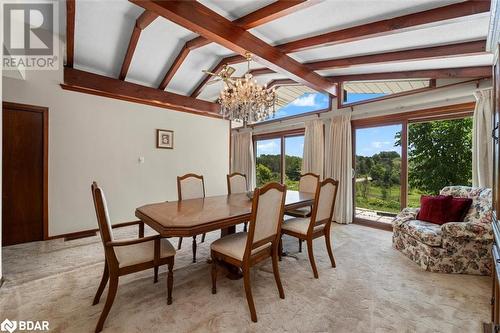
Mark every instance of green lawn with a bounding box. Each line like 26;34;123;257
355;183;425;213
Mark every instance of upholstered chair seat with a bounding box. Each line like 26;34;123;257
115;238;176;268
281;217;325;235
211;232;271;261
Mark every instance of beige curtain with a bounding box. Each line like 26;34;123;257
302;119;324;177
231;132;256;189
472;89;493;188
325;114;353;224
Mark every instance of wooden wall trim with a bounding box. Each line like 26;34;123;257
66;0;75;67
61;67;222;118
2;101;49;240
351;102;476;128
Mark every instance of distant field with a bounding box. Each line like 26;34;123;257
355;183;425;213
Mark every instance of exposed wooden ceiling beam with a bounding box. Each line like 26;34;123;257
66;0;75;67
277;0;491;53
249;40;488;75
191;55;245;97
267;79;300;89
157;0;316;90
62;67;221;117
327;66;492;82
119;10;158;80
132;0;337;95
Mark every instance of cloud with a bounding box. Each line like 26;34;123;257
371;141;391;148
257;140;279;155
291;94;318;107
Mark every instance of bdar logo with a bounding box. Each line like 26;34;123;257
0;319;17;333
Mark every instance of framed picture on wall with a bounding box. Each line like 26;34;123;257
157;129;174;149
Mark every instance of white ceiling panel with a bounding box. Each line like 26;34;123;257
250;0;461;45
290;14;490;63
126;19;196;88
198;0;275;21
166;43;234;95
75;0;142;77
317;53;494;76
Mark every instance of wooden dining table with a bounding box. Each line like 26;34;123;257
135;190;314;238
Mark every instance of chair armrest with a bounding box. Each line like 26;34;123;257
106;235;159;247
392;207;420;228
441;221;493;241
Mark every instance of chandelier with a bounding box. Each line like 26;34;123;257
217;53;277;126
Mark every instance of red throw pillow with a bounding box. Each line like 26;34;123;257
417;195;453;225
446;197;473;222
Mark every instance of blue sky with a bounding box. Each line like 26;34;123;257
256;136;304;157
356;125;402;157
273;92;329;119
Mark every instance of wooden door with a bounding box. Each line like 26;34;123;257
2;102;48;246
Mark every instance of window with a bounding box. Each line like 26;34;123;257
255;131;305;189
252;88;330;124
355;125;402;224
352;105;474;227
407;117;473;207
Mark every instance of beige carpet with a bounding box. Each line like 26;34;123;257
0;223;491;333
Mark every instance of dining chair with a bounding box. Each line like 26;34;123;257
211;182;287;322
177;173;207;263
284;173;320;252
227;172;249;232
280;178;339;279
91;182;175;333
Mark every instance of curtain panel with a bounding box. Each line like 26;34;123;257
472;89;493;188
231;132;256;189
302;119;324;177
325;114;353;224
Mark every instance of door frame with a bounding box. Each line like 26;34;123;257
3;101;49;240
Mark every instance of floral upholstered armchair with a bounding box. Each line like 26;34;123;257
392;186;493;275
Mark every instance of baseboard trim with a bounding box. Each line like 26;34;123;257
47;220;142;241
353;218;393;231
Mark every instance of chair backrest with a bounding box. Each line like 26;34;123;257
439;186;492;223
227;172;247;194
177;174;205;200
91;182;114;244
245;182;286;258
299;173;320;193
310;178;339;230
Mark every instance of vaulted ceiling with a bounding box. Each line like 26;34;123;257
65;0;494;117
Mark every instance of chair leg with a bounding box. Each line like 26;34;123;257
201;233;206;243
167;262;174;305
177;237;183;250
278;237;283;261
154;266;159;283
325;228;336;268
93;262;109;305
95;274;119;333
307;239;319;279
243;222;248;232
272;246;285;299
138;222;144;238
192;236;197;263
243;268;257;322
299;239;302;253
211;258;217;294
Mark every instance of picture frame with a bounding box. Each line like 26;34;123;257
156;129;174;149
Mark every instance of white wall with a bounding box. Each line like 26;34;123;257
3;66;230;237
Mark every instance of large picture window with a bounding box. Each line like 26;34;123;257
352;104;474;228
254;130;305;190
